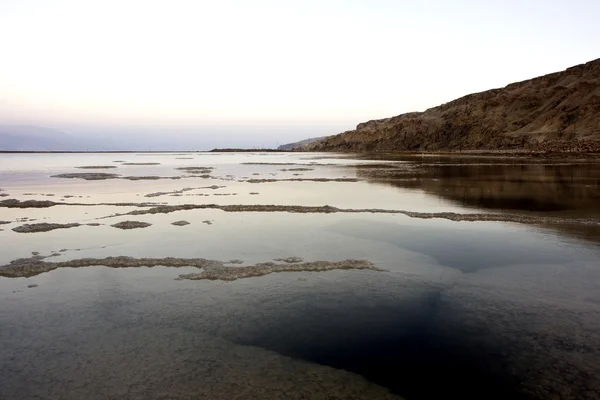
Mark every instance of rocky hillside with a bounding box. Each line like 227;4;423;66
278;136;327;150
306;58;600;153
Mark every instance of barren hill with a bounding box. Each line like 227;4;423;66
277;136;327;150
306;58;600;153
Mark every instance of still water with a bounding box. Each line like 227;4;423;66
1;152;599;399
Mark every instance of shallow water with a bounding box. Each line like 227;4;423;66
1;152;600;399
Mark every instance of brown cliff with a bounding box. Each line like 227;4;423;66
306;58;600;153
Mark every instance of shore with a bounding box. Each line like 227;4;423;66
350;149;600;160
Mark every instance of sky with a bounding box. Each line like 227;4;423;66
0;0;599;149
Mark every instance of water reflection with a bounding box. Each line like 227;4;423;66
357;160;600;215
1;152;600;400
355;158;600;243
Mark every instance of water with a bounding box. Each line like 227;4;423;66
1;152;599;399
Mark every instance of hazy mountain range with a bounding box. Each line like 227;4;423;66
5;58;599;153
0;125;117;151
0;125;331;152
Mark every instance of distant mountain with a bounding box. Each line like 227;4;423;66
0;125;121;151
0;125;73;151
305;58;600;153
277;136;328;150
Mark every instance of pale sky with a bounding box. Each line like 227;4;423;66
0;0;598;148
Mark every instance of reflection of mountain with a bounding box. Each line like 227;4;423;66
356;160;600;243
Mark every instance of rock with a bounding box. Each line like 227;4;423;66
102;203;600;228
1;199;57;208
171;220;190;226
274;257;304;263
179;259;384;281
0;255;383;281
27;284;38;288
176;167;214;173
202;220;213;225
277;136;327;150
122;176;162;180
51;173;121;180
12;223;81;233
122;162;161;165
145;187;197;198
305;58;600;154
111;221;152;230
75;165;117;169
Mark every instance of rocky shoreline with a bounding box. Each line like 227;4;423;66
0;255;382;280
303;59;600;154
